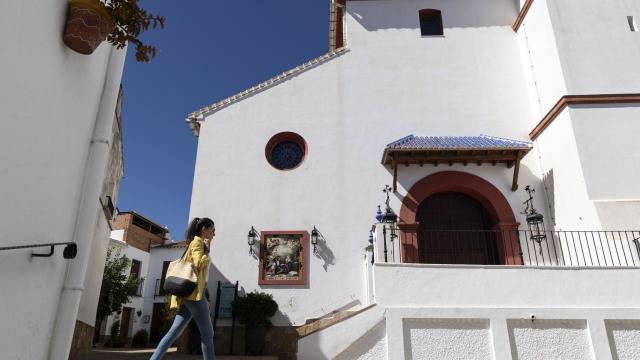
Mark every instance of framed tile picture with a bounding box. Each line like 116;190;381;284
259;231;308;285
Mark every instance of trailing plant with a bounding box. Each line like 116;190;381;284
105;0;165;62
96;247;141;321
232;291;278;327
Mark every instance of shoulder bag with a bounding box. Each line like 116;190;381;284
163;246;198;297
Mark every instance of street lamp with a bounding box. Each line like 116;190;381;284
247;226;258;255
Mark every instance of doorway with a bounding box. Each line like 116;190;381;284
119;307;133;345
417;192;500;265
150;303;166;344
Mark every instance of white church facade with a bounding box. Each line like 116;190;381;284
186;0;640;359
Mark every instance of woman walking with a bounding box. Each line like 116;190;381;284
151;217;216;360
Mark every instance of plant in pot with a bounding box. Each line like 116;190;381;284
63;0;165;62
232;291;278;355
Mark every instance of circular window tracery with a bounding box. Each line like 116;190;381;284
265;132;307;170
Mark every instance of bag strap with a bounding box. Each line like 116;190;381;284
180;246;189;260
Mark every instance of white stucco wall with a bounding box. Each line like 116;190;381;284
570;105;640;200
517;0;568;116
606;320;640;360
0;0;125;358
77;212;112;326
335;320;387;360
533;104;640;231
534;110;600;230
140;246;186;335
373;263;640;308
191;0;540;326
302;306;640;359
404;318;493;360
298;305;386;360
517;0;640;232
509;319;594;360
547;0;640;95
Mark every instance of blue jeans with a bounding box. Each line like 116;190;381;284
150;299;215;360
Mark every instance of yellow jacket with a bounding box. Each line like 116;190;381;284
170;236;210;309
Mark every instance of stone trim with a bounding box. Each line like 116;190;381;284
529;93;640;140
512;0;535;32
297;304;377;338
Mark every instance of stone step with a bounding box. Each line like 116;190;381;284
82;348;277;360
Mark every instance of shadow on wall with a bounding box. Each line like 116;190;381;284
314;229;336;271
334;320;387;360
347;0;518;31
206;263;293;354
605;319;640;360
543;168;556;226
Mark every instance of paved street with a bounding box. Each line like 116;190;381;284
78;348;277;360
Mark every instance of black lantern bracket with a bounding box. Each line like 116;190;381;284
311;226;320;255
247;226;258;256
522;185;547;252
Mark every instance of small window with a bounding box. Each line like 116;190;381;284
130;259;141;280
265;132;307;170
419;9;443;36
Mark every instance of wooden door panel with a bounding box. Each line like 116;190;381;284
417;192;499;265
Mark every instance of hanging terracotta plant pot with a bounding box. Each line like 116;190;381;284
63;0;114;55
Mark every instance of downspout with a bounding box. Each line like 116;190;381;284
47;45;126;360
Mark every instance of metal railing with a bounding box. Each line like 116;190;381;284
386;228;640;267
0;242;77;259
135;279;144;297
154;278;166;297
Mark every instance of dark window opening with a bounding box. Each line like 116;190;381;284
130;259;141;280
419;9;443;36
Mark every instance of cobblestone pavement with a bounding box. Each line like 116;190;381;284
78;347;277;360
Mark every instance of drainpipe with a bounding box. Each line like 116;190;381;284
47;45;126;360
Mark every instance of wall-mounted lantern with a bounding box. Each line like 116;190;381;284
523;186;547;244
247;226;258;255
382;185;398;241
311;226;319;255
380;185;398;262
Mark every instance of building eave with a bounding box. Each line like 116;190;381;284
184;47;349;137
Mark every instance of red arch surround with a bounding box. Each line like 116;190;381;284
398;171;522;264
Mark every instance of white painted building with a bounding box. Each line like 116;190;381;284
97;231;150;346
95;212;180;346
96;220;188;347
0;0;125;358
186;0;640;359
141;241;189;344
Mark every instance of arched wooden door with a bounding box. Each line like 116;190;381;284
417;192;500;265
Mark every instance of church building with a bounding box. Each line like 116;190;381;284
186;0;640;359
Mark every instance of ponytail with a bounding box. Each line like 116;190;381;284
185;217;215;243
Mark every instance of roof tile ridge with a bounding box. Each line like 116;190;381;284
479;134;533;146
186;47;349;125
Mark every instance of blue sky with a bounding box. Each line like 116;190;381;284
117;0;329;238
